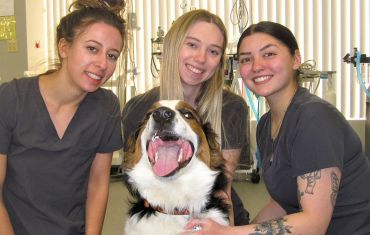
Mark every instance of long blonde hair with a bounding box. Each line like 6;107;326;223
159;9;227;145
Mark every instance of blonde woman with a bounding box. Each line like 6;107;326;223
122;9;250;225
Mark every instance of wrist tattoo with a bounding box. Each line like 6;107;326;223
250;218;292;235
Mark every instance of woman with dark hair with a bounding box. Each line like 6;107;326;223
0;1;126;234
184;21;370;235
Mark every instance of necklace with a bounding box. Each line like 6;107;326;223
270;87;298;140
271;114;285;140
269;87;298;164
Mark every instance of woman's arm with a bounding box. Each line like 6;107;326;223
221;149;241;225
85;152;113;235
250;166;340;235
221;149;241;197
0;154;15;235
252;198;286;223
184;166;340;235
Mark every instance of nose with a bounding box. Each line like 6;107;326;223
252;57;264;73
95;53;108;70
152;107;175;124
194;49;207;63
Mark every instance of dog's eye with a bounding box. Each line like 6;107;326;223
179;109;194;119
184;112;193;119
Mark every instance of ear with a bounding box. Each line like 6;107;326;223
58;38;70;59
293;49;301;70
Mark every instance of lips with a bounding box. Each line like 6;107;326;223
86;71;103;80
186;64;204;74
254;75;272;83
147;132;194;177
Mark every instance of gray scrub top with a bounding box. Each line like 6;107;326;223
257;87;370;235
0;77;123;235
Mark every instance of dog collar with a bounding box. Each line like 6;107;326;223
144;200;190;215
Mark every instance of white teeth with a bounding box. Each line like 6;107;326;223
152;134;159;142
187;64;203;74
178;149;183;162
254;76;270;82
155;151;159;162
86;72;102;80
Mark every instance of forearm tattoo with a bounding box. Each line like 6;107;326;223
297;190;303;211
250;218;292;235
299;170;321;194
330;171;339;207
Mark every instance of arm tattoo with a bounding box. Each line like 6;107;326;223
299;170;321;194
250;218;292;235
297;190;303;211
330;171;339;207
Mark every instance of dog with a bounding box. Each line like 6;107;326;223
122;100;230;235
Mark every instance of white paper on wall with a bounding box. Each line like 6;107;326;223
0;0;14;16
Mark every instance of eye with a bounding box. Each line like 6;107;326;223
179;109;194;119
107;53;118;62
185;41;197;49
183;112;193;119
86;46;97;53
239;56;251;64
263;52;276;58
209;48;221;57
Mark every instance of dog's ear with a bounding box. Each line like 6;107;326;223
202;122;219;151
122;106;156;171
202;122;225;171
122;119;147;171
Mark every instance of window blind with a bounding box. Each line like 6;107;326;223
44;0;370;119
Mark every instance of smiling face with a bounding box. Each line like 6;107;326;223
178;21;224;90
238;32;301;99
59;22;123;92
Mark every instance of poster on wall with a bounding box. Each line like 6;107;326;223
0;16;16;40
0;0;14;16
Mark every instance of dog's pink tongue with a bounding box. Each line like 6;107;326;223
152;145;180;177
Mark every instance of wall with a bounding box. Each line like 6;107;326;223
0;0;27;83
25;0;45;75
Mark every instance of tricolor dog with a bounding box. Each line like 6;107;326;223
122;100;229;235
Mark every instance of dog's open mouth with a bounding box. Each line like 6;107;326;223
147;131;194;177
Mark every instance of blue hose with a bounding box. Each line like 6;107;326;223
243;83;262;171
355;51;370;98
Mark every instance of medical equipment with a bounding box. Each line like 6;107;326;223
151;26;164;78
343;48;370;158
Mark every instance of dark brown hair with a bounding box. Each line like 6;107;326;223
237;21;300;77
56;0;127;60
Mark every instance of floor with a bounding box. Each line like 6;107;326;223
101;172;269;235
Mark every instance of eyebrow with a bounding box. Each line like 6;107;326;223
86;40;121;53
239;43;278;56
185;36;223;50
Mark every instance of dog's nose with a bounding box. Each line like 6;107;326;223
152;107;174;124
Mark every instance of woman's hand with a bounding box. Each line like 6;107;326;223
182;218;234;235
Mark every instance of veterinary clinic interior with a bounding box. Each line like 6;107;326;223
0;0;369;234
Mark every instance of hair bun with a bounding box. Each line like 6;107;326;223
70;0;125;15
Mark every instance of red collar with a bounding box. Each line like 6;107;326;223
144;200;190;215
